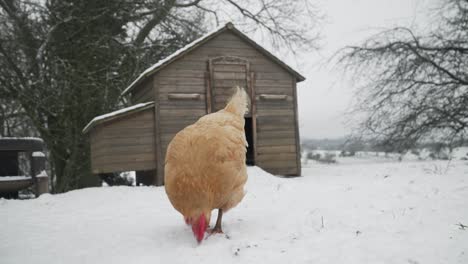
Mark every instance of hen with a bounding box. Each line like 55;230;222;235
164;87;249;243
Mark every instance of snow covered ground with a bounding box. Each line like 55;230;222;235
1;158;467;264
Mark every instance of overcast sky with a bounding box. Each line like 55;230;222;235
295;0;439;139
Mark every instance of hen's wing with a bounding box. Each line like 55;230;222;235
164;110;248;216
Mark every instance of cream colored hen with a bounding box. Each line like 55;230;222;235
164;87;249;243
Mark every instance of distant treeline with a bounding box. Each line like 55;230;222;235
301;137;468;153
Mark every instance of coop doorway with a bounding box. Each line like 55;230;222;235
245;117;255;165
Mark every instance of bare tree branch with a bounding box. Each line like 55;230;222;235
133;0;176;46
336;0;468;150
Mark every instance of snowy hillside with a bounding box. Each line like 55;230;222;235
1;160;468;264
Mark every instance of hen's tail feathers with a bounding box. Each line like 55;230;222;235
224;87;249;117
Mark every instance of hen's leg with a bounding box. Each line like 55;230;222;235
209;209;223;234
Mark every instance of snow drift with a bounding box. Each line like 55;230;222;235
1;161;467;264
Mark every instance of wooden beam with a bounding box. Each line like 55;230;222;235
205;71;212;113
250;71;258;165
292;77;301;176
208;60;214;113
167;93;201;100
153;76;164;186
259;94;289;101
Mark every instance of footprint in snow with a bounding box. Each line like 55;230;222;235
233;244;259;256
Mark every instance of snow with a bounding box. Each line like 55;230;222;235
307;147;468;162
36;170;48;178
121;23;229;96
452;147;468;160
0;137;43;142
82;102;153;133
32;151;45;157
1;159;468;264
0;176;31;181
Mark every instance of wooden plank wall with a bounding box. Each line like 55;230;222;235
255;73;298;176
154;67;206;167
90;108;156;174
131;77;154;104
154;30;300;177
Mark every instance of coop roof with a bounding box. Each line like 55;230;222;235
121;22;305;96
82;102;154;134
0;137;44;151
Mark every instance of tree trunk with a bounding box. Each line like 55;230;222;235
48;137;99;193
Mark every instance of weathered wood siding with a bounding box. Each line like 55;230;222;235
153;30;300;177
255;74;299;176
210;57;250;112
131;77;154;104
153;67;206;172
90;108;156;174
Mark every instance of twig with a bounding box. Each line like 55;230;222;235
444;158;453;174
321;216;324;228
456;222;467;230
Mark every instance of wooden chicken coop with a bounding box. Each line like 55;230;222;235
83;22;305;186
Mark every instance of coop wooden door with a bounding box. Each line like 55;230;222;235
206;56;257;165
207;56;252;115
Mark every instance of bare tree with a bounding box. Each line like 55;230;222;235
0;99;35;137
195;0;321;51
0;0;320;192
337;0;468;151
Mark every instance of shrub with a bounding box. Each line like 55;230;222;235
318;152;337;164
340;150;355;157
307;152;321;161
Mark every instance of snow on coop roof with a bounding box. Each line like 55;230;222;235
32;151;45;157
0;137;43;141
82;102;154;134
0;176;31;181
121;22;305;96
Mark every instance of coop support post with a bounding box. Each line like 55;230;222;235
28;151;39;196
136;170;156;186
32;152;49;196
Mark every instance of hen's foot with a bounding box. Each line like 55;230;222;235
208;227;223;234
